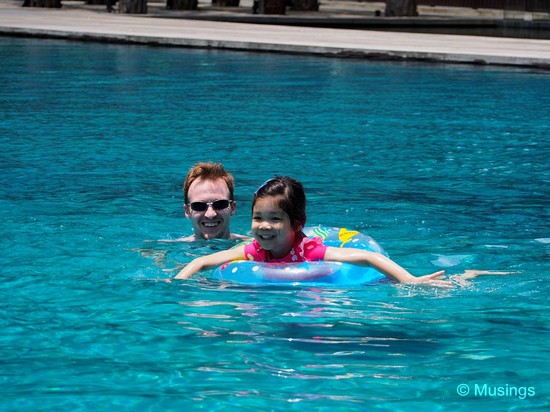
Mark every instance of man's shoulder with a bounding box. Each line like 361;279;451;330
158;235;195;243
165;233;250;242
230;233;251;241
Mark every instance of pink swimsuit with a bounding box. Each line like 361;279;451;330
244;232;327;263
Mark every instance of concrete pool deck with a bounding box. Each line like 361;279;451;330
1;0;550;68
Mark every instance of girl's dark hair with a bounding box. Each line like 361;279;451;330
253;176;306;230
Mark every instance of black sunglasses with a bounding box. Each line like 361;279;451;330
188;199;232;212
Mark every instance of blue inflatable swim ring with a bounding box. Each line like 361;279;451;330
211;226;388;286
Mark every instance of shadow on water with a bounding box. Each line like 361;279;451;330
268;320;443;358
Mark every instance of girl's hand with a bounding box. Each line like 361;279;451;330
173;245;247;280
410;270;452;288
175;268;192;280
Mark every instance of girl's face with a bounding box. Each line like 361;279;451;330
251;196;296;259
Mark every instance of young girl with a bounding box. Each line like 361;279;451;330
175;176;450;285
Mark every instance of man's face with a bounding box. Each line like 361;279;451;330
184;178;235;239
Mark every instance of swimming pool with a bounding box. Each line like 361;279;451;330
1;37;548;411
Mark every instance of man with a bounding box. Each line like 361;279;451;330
182;162;246;240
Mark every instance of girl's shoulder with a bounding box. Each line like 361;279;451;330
295;233;326;261
243;238;266;261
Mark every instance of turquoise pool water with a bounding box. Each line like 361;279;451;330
1;37;549;411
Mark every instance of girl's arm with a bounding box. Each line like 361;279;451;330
324;246;449;285
175;245;246;280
